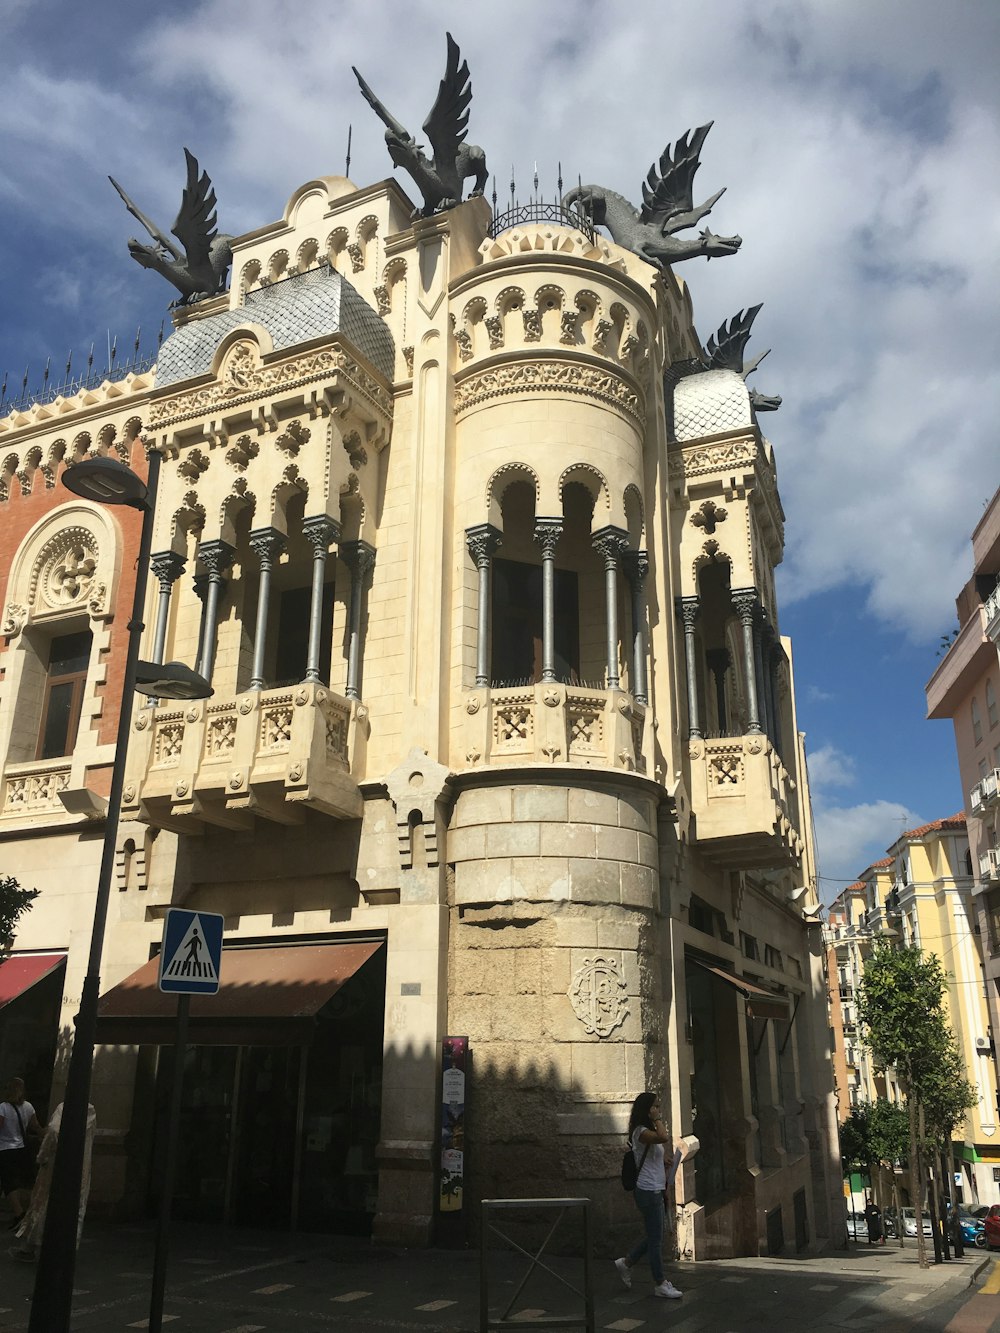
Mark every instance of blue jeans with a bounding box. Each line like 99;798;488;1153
627;1186;664;1285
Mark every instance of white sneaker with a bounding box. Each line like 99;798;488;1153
614;1257;632;1289
654;1280;682;1299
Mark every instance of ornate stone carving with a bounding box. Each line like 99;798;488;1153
225;435;259;470
374;285;391;316
532;518;563;557
592;318;614;353
691;499;727;533
559;310;580;345
402;346;415;377
347;241;364;273
484;315;503;350
454;327;473;361
455;360;642;424
276;420;310;456
2;603;27;636
148;346;392;429
668;438;757;483
569;955;629;1037
465;696;481;715
151;550;186;591
522;308;543;342
221;342;260;396
465;523;501;569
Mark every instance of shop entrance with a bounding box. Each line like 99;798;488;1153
0;954;66;1121
147;942;385;1233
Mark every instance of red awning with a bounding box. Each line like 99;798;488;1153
95;939;383;1046
0;953;66;1009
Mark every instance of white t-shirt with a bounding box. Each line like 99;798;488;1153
0;1100;35;1152
631;1125;666;1191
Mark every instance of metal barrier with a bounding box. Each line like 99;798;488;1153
479;1197;594;1332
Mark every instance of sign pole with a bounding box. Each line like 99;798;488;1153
148;992;190;1333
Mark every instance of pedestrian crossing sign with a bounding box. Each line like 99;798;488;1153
158;909;224;995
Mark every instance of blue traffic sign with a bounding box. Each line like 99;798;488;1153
158;909;224;995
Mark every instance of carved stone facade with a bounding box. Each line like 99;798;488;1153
0;167;837;1261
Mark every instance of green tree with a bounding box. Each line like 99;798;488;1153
856;943;975;1267
0;874;38;961
839;1097;908;1205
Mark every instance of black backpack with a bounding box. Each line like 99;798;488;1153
621;1138;650;1191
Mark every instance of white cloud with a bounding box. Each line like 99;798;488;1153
807;744;856;790
814;797;920;898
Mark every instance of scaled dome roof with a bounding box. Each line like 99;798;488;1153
672;368;753;442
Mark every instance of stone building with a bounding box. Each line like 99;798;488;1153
0;157;838;1257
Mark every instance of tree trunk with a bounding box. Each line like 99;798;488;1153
893;1175;903;1249
909;1094;928;1269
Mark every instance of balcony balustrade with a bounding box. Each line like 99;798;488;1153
461;683;645;772
980;848;1000;884
972;769;1000;813
123;681;366;831
985;582;1000;641
0;758;72;820
687;733;803;869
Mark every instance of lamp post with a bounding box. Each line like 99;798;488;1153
28;452;212;1333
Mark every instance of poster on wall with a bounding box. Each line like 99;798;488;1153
439;1035;468;1213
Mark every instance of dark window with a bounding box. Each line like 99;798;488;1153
491;557;579;686
689;896;716;937
36;630;91;759
741;932;760;961
272;583;334;686
764;945;783;971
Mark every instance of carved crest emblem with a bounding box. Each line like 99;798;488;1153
570;954;629;1037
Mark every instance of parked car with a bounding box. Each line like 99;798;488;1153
983;1204;1000;1250
845;1210;869;1240
971;1204;991;1220
956;1212;987;1247
900;1207;933;1237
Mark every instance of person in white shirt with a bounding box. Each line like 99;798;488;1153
614;1092;682;1300
0;1078;42;1230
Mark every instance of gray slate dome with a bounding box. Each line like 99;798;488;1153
672;368;752;442
155;267;395;389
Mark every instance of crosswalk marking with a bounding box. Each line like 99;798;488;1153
416;1299;458;1311
127;1318;179;1328
254;1282;293;1294
604;1319;645;1331
332;1289;372;1302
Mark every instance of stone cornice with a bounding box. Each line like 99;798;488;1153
454;352;643;425
668;430;759;484
146;339;393;432
0;373;154;442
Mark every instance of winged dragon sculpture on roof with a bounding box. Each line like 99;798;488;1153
676;304;782;413
562;123;741;268
353;32;488;219
110;149;234;306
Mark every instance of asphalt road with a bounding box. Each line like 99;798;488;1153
0;1219;997;1332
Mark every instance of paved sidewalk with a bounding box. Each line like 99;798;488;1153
0;1215;990;1332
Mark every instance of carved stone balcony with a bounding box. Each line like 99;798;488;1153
462;683;645;772
688;734;803;869
0;759;72;821
123;682;366;832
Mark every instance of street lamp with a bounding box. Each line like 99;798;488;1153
29;450;212;1333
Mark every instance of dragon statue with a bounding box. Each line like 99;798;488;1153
698;304;782;412
562;123;741;268
109;149;234;306
353;32;488;219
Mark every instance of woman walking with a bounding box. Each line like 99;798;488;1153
0;1078;42;1232
614;1092;682;1300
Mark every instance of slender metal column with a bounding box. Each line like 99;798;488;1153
341;540;376;699
769;643;784;755
149;551;186;666
533;518;563;683
731;588;763;734
753;611;771;741
592;525;629;690
676;596;702;739
192;572;209;677
623;550;650;705
196;540;235;685
466;523;502;687
301;515;341;684
248;527;286;689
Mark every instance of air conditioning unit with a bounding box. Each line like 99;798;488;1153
976;1036;993;1052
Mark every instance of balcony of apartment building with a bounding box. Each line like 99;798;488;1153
124;517;372;833
460;485;648;775
676;562;803;868
972;767;1000;816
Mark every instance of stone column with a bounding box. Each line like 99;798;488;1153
623;550;650;705
465;523;502;688
341;540;376;700
301;515;341;684
731;588;763;735
248;527;287;690
753;611;771;741
592;525;630;690
769;643;784;755
149;551;186;666
533;518;563;684
676;595;702;740
705;647;730;735
196;539;235;684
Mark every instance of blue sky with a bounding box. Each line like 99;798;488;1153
2;0;998;895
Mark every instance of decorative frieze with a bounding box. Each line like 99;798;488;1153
454;358;643;424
